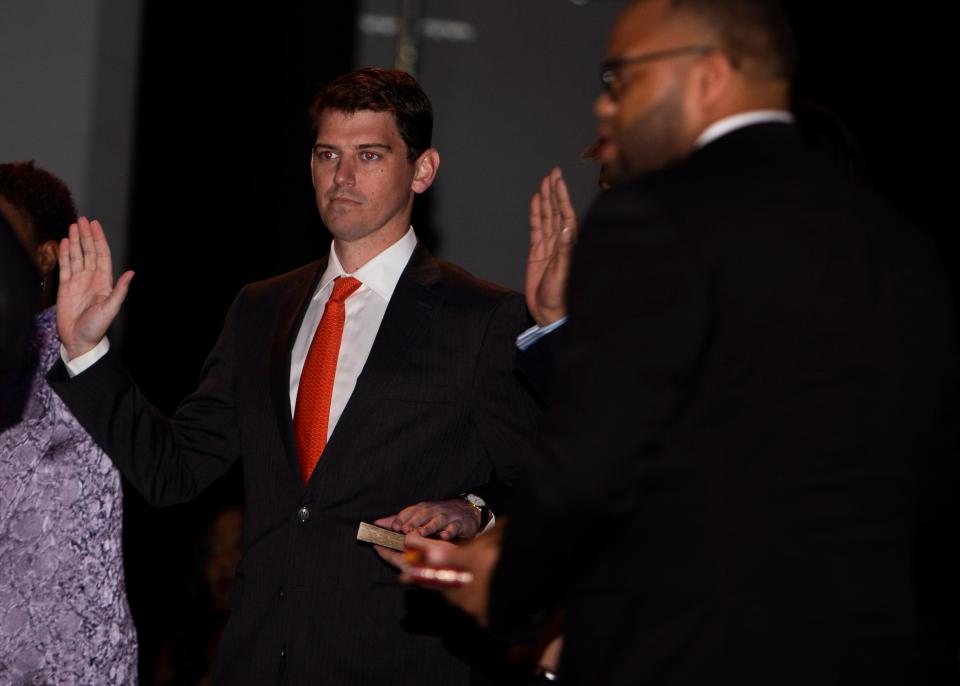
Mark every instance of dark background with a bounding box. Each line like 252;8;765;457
115;1;956;681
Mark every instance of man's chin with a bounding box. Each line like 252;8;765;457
321;208;362;230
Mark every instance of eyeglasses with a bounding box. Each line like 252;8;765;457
600;45;717;99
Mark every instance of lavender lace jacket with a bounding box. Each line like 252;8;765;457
0;307;138;685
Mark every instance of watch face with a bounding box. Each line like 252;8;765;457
464;493;487;508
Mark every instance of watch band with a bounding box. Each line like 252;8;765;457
459;492;492;530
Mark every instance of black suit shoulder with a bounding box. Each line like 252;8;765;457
636;123;932;256
247;259;320;292
434;258;515;300
234;259;322;308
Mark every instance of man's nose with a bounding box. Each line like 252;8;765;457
334;157;356;186
594;90;617;122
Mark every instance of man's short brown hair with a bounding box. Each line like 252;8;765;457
309;67;433;162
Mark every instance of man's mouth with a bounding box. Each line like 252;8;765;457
596;135;617;163
329;195;362;205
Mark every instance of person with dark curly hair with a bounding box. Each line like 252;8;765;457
0;211;37;374
0;161;139;684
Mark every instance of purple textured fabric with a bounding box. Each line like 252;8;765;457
0;307;138;685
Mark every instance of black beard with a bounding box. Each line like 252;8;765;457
614;90;689;182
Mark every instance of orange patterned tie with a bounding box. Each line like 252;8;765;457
294;275;362;483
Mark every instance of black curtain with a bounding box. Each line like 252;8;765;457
120;2;355;680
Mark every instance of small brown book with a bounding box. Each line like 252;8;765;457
356;522;406;551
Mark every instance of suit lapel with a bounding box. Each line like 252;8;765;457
270;257;327;478
308;244;442;485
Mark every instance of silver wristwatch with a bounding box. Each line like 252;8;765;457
459;492;492;529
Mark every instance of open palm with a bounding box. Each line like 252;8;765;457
526;167;577;327
56;217;134;360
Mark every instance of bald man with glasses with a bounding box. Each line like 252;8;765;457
409;1;958;684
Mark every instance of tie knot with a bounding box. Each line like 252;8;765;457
330;276;362;303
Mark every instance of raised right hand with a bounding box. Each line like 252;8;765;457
56;217;134;360
526;167;577;327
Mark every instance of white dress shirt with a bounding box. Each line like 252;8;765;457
289;227;416;437
695;109;794;148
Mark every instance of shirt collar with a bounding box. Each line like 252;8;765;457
695;110;795;149
317;226;418;302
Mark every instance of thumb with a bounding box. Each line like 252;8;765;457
102;270;135;319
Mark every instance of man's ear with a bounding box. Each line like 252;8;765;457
680;50;735;139
694;49;735;109
411;149;440;194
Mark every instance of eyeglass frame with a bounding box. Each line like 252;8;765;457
600;45;719;98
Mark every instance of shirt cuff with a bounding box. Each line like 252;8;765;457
479;513;497;535
61;337;111;377
516;317;567;351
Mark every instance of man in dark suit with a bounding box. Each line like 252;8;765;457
412;1;958;684
48;68;537;685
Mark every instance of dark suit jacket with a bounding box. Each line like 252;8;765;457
490;123;958;685
0;213;38;373
49;244;539;686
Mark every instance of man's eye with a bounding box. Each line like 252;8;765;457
360;151;381;161
315;149;337;160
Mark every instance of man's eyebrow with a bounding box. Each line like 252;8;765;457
313;143;393;152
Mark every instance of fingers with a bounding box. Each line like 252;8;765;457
400;533;465;581
59;237;72;283
530;193;543;247
376;514;405;533
401;503;435;530
77;217;97;273
398;504;446;534
555;174;577;230
378;504;422;533
539;174;554;236
66;217;117;282
531;168;572;248
68;223;83;277
417;535;454;566
372;515;397;530
373;545;406;570
419;512;457;539
553;224;576;266
415;512;447;536
548;167;563;221
382;500;478;538
91;219;113;276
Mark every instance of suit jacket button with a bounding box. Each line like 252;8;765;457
297;506;310;524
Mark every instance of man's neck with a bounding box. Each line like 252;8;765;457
333;223;411;273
